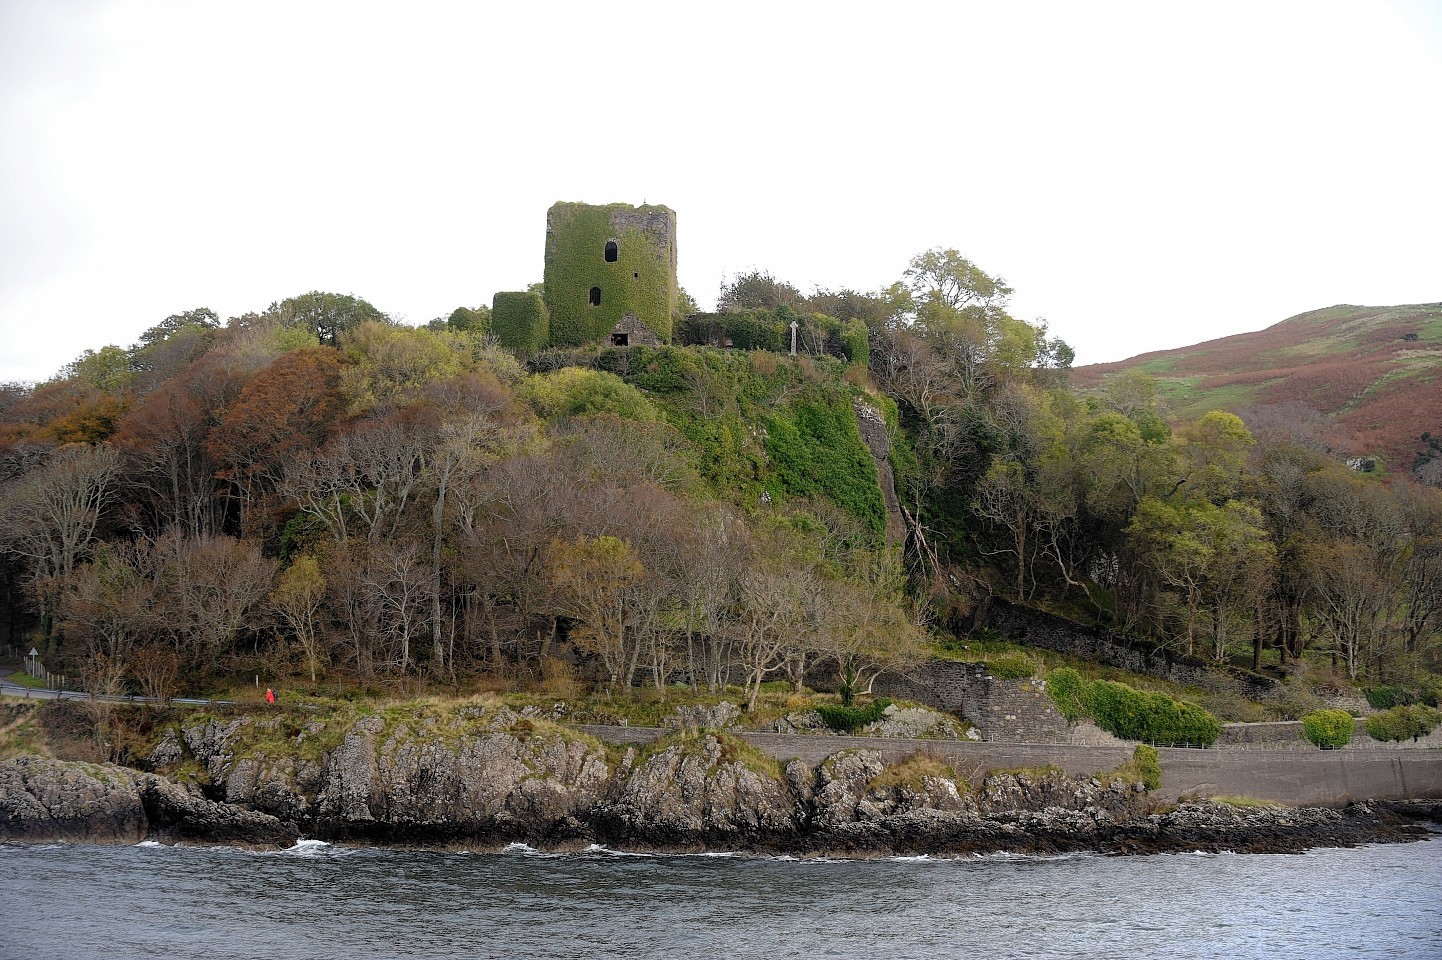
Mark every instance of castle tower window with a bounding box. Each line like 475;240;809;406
604;240;618;263
611;332;629;346
589;286;601;306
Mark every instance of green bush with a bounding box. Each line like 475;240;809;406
839;318;870;367
764;395;886;539
1045;669;1219;746
1364;705;1442;743
1133;744;1162;790
491;291;550;358
816;698;892;733
1046;668;1086;722
518;367;658;422
986;652;1039;681
1302;709;1355;749
1119;744;1162;791
1364;686;1417;710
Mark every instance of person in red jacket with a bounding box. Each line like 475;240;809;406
265;687;276;705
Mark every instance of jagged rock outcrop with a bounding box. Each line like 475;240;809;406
3;708;1433;854
663;701;742;732
0;755;297;846
153;708;611;845
596;734;805;848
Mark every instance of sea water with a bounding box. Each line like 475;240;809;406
2;837;1438;959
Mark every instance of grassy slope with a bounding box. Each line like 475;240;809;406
1071;303;1442;466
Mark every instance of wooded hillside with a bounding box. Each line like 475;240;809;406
2;269;1439;709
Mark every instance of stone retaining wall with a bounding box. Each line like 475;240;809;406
579;725;1442;805
1218;719;1442;750
1218;721;1306;746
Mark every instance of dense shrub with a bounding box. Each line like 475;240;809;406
1364;705;1442;743
1267;680;1324;721
518;367;658;422
1088;681;1220;746
986;652;1039;681
1364;686;1417;710
491;291;549;358
1122;744;1162;791
839;318;870;367
764;395;885;539
1046;668;1086;722
816;698;892;733
1045;668;1219;746
1302;709;1355;749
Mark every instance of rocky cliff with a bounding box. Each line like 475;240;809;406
1;705;1433;854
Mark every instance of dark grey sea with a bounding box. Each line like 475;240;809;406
2;836;1438;959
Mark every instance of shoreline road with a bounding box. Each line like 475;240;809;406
0;668;227;706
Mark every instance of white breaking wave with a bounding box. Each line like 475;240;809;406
284;839;333;856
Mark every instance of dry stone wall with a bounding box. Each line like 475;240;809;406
985;601;1275;693
873;661;1074;743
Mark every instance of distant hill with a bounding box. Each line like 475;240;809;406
1070;303;1442;469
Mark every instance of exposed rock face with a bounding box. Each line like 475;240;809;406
0;757;148;844
0;756;297;847
155;709;611;846
664;701;742;732
597;735;805;848
854;401;906;546
3;710;1433;854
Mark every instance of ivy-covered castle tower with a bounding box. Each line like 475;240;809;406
491;201;677;356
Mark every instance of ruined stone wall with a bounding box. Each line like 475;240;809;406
873;661;1073;743
985;601;1275;693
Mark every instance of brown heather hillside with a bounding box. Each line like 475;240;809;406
1071;303;1442;469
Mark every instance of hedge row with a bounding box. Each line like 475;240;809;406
1046;668;1219;747
677;309;870;365
1364;705;1441;743
1364;685;1439;709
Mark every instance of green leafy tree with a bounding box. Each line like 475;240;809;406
1176;411;1255;504
444;305;491;334
546;535;648;692
717;270;803;312
272;554;327;683
1127;497;1273;658
137;308;219;350
278;291;388;347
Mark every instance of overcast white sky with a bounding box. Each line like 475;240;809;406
2;0;1440;383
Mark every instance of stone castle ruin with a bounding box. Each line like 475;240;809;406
492;201;677;356
489;200;864;368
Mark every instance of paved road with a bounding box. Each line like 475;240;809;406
0;667;228;706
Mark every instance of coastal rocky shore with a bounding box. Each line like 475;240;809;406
2;708;1436;856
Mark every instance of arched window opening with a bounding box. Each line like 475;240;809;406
604;240;618;263
589;286;601;306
